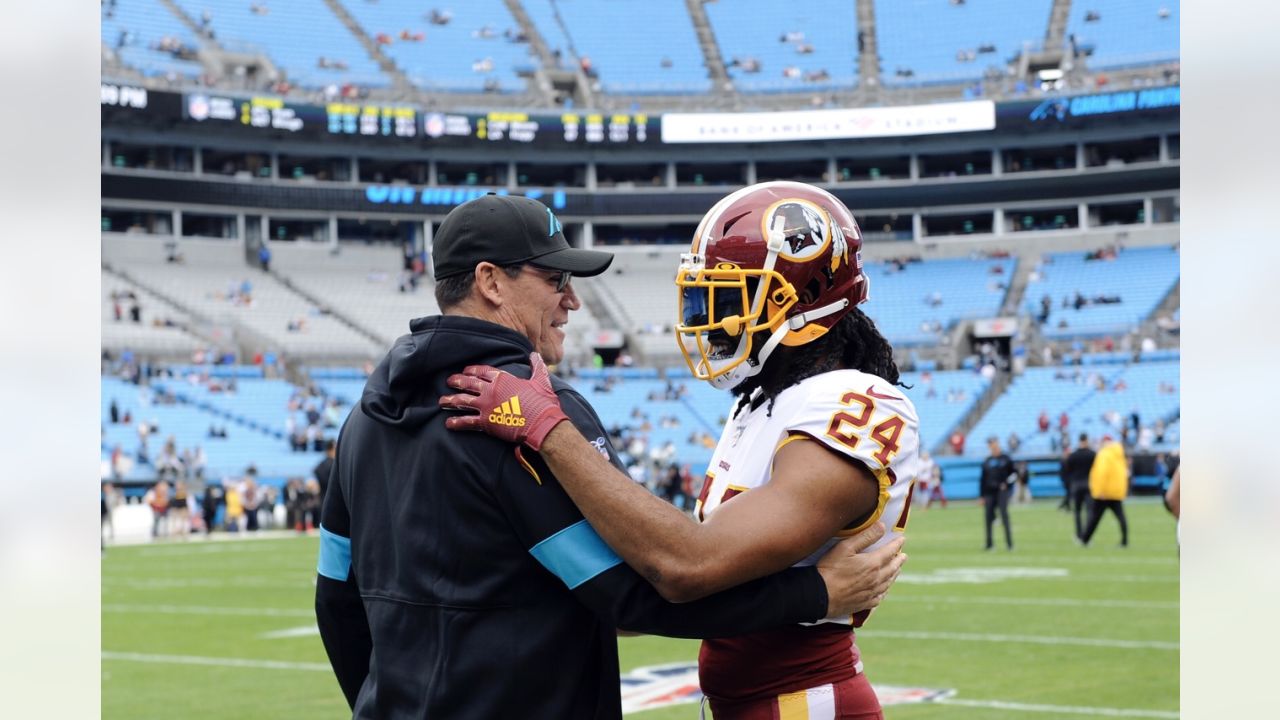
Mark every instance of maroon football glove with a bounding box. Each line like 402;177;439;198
439;352;570;451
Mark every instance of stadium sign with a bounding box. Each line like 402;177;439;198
364;185;567;210
660;101;996;143
998;86;1179;131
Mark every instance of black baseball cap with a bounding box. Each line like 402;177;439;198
432;193;614;280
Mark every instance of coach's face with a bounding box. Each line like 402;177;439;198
510;265;579;365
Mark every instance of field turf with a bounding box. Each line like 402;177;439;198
102;498;1178;719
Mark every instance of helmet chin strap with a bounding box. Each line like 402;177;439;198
787;298;850;330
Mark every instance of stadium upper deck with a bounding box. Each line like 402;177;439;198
102;0;1180;110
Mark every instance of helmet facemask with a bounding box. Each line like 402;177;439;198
675;254;799;390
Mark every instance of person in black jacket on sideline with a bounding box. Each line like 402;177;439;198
979;435;1016;550
313;194;905;720
1061;433;1097;541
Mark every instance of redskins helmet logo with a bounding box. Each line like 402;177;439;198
766;200;831;262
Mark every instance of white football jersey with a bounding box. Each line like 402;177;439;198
694;369;921;626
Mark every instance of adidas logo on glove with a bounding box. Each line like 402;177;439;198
489;395;527;427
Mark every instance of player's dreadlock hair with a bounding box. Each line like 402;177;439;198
731;306;905;417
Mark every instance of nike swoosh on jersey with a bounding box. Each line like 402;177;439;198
864;385;903;402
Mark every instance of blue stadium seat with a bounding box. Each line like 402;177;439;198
342;0;533;92
704;0;859;92
862;256;1015;346
103;0;206;80
963;360;1179;458
898;370;990;452
1066;0;1179;70
1023;246;1179;338
523;0;711;93
875;0;1052;85
171;0;389;88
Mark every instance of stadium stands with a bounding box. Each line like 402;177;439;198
962;359;1179;458
170;0;389;88
102;0;206;81
1066;0;1180;69
875;0;1053;85
1023;245;1179;338
522;0;712;93
102;272;204;356
342;0;534;92
102;375;324;481
103;235;384;360
269;242;430;349
898;370;990;453
862;256;1015;345
703;0;859;92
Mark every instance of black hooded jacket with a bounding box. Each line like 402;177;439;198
315;315;829;719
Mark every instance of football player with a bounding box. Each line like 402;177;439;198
441;181;917;719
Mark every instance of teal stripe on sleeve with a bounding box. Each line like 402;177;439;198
317;526;352;581
529;520;623;589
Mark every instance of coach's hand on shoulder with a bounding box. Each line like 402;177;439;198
439;352;570;451
815;523;907;618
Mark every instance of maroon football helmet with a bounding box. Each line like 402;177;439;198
675;181;869;390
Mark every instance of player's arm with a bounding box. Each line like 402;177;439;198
313;439;371;709
492;437;897;635
540;422;884;601
442;353;904;605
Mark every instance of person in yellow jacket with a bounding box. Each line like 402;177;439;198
1080;435;1129;547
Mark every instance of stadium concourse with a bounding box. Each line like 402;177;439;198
101;229;1180;516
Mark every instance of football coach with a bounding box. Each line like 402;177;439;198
314;193;906;719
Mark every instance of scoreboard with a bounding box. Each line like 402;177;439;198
102;84;656;148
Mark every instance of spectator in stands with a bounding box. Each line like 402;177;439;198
1080;436;1129;548
949;431;965;455
129;297;141;323
979;436;1016;551
109;399;120;424
1037;410;1050;433
258;244;272;272
428;8;452;25
1006;432;1021;454
1059;411;1070;432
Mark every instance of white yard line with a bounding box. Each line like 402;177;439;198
857;629;1177;650
891;595;1177;610
938;697;1178;718
259;626;320;639
102;651;331;672
102;603;314;617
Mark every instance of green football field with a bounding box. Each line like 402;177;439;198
102;499;1179;719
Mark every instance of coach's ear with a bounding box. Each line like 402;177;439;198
471;262;508;307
